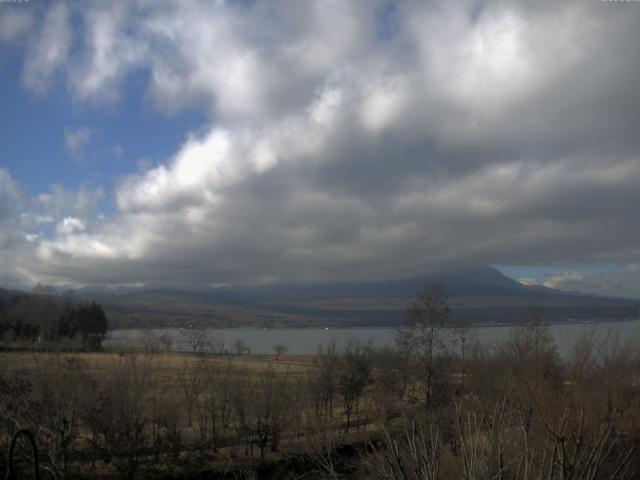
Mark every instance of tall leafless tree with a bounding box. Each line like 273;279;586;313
396;283;452;409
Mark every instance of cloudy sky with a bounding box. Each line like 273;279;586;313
1;0;639;297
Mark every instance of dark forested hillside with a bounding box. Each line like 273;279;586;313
0;291;108;349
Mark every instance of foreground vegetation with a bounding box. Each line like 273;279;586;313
2;286;640;479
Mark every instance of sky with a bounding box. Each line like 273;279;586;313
1;0;640;298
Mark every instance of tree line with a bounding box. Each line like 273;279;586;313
0;293;108;350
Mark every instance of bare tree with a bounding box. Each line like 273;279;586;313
311;341;339;420
199;358;236;452
210;331;225;354
496;311;562;397
367;416;441;480
138;328;161;354
338;339;372;432
252;366;292;459
273;344;287;359
396;283;452;409
159;332;173;354
233;338;248;355
182;325;211;354
369;347;407;424
89;354;156;479
177;359;204;427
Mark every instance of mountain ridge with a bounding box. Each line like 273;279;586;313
215;265;626;303
77;265;640;328
4;267;638;329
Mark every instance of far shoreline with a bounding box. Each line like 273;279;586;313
107;316;640;332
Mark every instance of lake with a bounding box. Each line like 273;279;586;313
105;319;640;358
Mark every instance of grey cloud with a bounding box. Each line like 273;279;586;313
5;1;640;297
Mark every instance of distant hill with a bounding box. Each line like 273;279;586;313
72;266;640;328
0;287;28;302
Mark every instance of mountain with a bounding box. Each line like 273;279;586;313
74;266;640;328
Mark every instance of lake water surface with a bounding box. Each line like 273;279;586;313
106;319;640;358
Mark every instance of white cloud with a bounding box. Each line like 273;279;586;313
537;264;640;299
0;169;30;216
310;87;342;125
37;184;104;219
413;5;538;111
56;217;86;236
70;4;147;103
144;2;262;117
113;144;124;158
64;127;93;162
359;75;408;133
0;10;33;43
116;129;237;213
543;272;585;289
22;2;71;93
0;170;107;288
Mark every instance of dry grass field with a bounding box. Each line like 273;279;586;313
0;346;391;478
3;322;640;479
